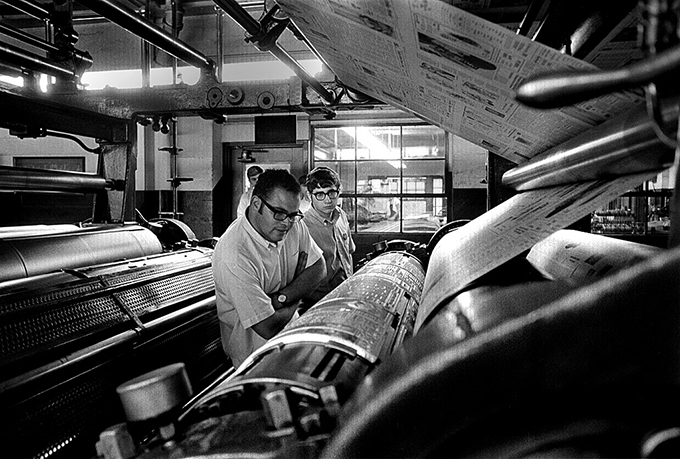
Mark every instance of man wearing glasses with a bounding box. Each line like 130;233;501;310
301;166;356;311
212;169;326;368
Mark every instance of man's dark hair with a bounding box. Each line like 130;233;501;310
247;165;264;178
306;166;341;192
253;169;301;201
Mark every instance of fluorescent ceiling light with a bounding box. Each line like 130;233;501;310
0;75;22;87
342;127;403;169
80;66;202;90
79;59;323;90
222;59;322;82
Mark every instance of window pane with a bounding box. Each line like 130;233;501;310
312;123;448;234
354;126;400;160
403;125;446;158
433;178;443;193
402;197;445;233
356;197;396;232
314;161;356;193
340;197;357;232
357;160;402;194
314;127;356;160
403;160;445;194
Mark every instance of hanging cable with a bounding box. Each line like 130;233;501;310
43;130;102;153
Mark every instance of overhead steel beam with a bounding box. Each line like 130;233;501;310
0;87;130;142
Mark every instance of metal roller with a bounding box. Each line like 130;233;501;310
77;0;215;75
502;100;678;191
0;224;163;283
132;250;425;458
319;245;680;459
0;165;118;193
241;251;424;369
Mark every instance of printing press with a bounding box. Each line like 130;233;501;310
1;0;680;458
3;218;679;458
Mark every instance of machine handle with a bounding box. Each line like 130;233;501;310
515;42;680;109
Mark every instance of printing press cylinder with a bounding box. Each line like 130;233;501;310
138;250;425;459
319;230;678;459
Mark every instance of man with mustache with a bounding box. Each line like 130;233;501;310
213;169;326;368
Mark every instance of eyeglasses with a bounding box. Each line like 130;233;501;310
257;195;304;223
312;189;339;201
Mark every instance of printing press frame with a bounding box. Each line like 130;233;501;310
0;228;229;459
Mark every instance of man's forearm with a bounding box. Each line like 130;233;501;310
255;258;325;339
279;258;326;303
252;303;298;339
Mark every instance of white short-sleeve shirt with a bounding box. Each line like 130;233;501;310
212;211;323;368
303;206;355;301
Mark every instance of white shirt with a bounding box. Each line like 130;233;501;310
212;210;323;368
236;188;253;218
303;205;355;301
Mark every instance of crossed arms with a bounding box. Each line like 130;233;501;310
252;252;325;339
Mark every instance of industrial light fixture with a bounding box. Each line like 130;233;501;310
342;127;404;169
79;60;323;90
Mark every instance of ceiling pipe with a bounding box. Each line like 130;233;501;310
0;22;60;54
77;0;215;75
0;165;119;193
212;0;336;105
516;0;547;36
1;0;51;21
0;40;77;80
215;7;224;82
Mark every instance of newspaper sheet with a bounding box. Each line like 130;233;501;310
277;0;643;164
414;172;656;332
526;229;661;284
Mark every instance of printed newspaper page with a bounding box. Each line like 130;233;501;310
526;229;661;284
277;0;643;164
415;172;656;332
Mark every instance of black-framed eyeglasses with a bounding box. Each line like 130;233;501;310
312;189;339;201
257;195;304;223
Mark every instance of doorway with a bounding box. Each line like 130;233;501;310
216;143;308;235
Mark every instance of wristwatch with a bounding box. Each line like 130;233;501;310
277;292;288;305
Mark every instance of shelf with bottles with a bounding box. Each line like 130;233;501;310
591;208;640;234
591;171;673;236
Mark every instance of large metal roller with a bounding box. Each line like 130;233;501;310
0;224;163;283
502;100;678;191
0;165;118;193
124;250;425;459
320;245;680;458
